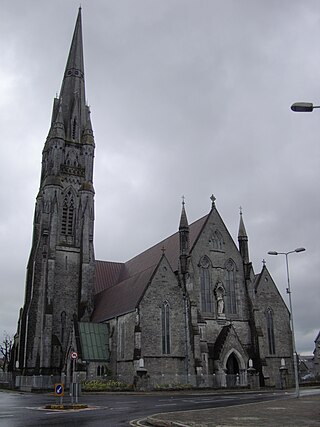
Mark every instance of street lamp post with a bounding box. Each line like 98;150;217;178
267;247;306;398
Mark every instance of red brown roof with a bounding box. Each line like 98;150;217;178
95;260;124;294
92;213;209;322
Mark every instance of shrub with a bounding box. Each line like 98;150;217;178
81;379;133;392
155;383;193;390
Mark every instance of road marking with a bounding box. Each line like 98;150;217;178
232;417;260;421
109;406;131;411
0;415;14;418
155;403;177;407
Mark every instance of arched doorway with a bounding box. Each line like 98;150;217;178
226;353;240;387
226;353;240;374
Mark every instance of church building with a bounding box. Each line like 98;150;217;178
12;9;294;390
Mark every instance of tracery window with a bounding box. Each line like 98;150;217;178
161;301;171;354
266;308;276;354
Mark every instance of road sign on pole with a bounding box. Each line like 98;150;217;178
54;383;65;397
70;351;78;360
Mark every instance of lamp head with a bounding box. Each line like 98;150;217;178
268;251;278;256
295;247;306;253
291;102;314;112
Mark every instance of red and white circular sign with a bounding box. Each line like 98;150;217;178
70;351;78;360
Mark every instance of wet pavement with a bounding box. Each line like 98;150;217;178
147;392;320;426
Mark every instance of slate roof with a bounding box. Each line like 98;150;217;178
95;260;124;293
92;213;209;322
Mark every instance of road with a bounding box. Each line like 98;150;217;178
0;388;317;427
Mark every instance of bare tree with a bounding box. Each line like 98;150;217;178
0;332;13;372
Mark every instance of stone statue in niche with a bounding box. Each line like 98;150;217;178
216;285;225;316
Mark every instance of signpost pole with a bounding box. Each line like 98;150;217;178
70;351;78;405
54;383;65;406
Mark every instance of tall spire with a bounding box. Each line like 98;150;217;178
14;9;95;376
55;8;87;141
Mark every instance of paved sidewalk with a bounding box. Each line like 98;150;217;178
147;394;320;426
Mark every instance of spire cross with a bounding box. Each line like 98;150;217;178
182;195;185;206
239;206;243;215
161;246;166;255
210;194;216;206
262;259;266;266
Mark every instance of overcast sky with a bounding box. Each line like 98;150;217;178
0;0;319;355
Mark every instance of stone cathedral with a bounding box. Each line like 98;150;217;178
13;9;294;389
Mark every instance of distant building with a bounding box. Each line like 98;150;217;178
313;331;320;378
12;9;294;389
299;355;315;381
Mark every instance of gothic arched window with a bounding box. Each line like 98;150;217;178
225;259;237;314
161;301;170;354
266;308;276;354
61;191;74;236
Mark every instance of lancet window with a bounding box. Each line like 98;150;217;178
200;256;212;312
61;191;74;236
266;308;276;354
161;301;171;354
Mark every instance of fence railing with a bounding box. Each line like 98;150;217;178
11;371;252;391
116;372;249;390
15;375;61;390
0;372;12;384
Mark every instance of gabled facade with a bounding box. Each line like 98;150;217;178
93;199;294;388
13;9;294;389
251;265;294;387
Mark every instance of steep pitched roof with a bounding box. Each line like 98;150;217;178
92;213;208;322
92;265;156;322
95;260;124;294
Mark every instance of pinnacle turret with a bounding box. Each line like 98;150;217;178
179;197;189;230
179;197;189;275
238;208;249;264
238;208;248;239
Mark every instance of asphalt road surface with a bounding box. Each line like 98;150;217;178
0;389;306;427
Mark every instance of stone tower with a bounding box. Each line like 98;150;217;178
16;9;95;375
